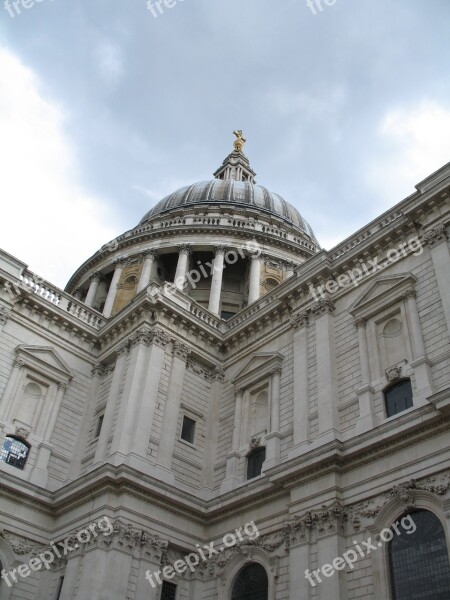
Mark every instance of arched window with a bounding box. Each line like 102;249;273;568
384;379;413;417
247;447;266;480
231;563;268;600
389;510;450;599
0;436;30;470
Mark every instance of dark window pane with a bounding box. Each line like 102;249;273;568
389;510;450;599
247;447;266;480
0;436;30;470
385;379;413;417
161;581;177;600
55;577;64;600
96;415;104;438
181;416;196;444
232;563;268;600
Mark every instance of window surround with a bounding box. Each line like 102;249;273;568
368;490;450;599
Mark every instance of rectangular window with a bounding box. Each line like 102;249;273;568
95;415;104;438
161;581;177;600
180;416;196;444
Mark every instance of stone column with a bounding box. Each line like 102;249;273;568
424;224;450;334
132;329;169;461
31;382;68;485
403;288;433;400
58;554;83;600
85;272;102;308
110;329;153;463
201;366;224;497
289;312;310;459
137;250;157;293
0;306;10;332
264;367;282;469
290;542;312;600
94;344;129;465
103;259;126;317
312;298;340;443
155;341;190;482
75;545;132;600
208;246;226;315
248;255;261;305
316;531;346;599
355;318;376;433
220;387;243;493
174;245;190;290
0;357;25;421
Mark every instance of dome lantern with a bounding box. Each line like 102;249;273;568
213;130;257;183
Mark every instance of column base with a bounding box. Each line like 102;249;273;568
263;431;281;470
288;441;312;460
220;476;241;494
151;464;175;485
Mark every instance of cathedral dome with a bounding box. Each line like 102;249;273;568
139;179;318;243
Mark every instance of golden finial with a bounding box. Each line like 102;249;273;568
233;130;246;153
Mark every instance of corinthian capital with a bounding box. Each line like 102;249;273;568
423;224;448;248
172;341;191;361
312;298;335;318
290;311;308;330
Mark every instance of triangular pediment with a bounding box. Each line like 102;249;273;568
349;273;417;319
15;345;74;381
233;352;283;388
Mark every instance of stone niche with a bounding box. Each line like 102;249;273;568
112;260;143;315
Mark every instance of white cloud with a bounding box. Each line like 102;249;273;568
0;47;120;287
94;41;124;87
366;102;450;206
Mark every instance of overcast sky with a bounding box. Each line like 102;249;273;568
1;0;449;287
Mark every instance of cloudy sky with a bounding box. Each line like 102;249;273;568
0;0;449;287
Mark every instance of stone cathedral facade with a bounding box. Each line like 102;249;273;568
0;138;450;600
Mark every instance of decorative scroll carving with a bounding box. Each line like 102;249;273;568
289;311;308;330
386;479;417;512
386;365;402;382
312;298;335;317
15;426;30;440
285;502;348;545
250;436;261;449
423;224;448;248
0;306;10;325
207;532;286;577
0;530;46;556
172;341;191;361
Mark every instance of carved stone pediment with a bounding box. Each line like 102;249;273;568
15;345;74;383
349;274;417;321
232;352;284;389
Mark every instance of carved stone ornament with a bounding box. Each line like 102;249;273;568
0;530;47;557
423;224;448;248
207;532;286;577
0;305;10;325
172;341;191;361
15;426;30;439
289;311;308;330
178;244;191;255
250;436;261;449
386;365;402;382
312;297;335;318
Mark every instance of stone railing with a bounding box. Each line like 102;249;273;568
19;270;104;329
190;304;221;329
